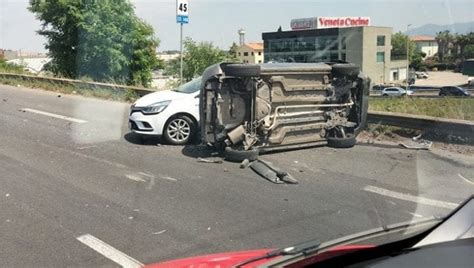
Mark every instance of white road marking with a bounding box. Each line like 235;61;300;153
364;185;458;210
125;174;146;182
22;108;87;123
138;172;154;178
76;234;143;268
458;174;474;185
160;176;177;182
408;212;424;218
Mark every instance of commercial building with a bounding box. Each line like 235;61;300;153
410;35;438;59
236;43;264;64
262;17;408;84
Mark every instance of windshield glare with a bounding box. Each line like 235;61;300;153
1;0;473;267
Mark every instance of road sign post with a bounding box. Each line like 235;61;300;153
176;0;189;84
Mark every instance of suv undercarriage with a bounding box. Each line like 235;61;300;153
199;62;370;161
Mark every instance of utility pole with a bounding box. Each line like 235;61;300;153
406;24;412;85
180;23;183;84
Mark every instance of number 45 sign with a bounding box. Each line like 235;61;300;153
176;0;189;24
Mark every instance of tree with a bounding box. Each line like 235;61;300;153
435;30;455;62
29;0;160;87
167;38;229;82
391;32;415;61
465;44;474;59
228;42;239;61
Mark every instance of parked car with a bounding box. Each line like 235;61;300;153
439;86;471;97
199;62;370;161
128;78;201;145
372;84;386;91
381;87;414;97
415;71;429;79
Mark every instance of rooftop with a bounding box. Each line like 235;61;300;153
244;42;263;50
410;35;436;42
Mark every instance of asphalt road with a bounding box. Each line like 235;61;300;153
1;84;473;267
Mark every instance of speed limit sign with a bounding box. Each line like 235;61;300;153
176;0;189;24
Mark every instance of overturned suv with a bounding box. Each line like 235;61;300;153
199;62;370;162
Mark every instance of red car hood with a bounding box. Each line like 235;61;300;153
144;249;274;268
144;245;375;268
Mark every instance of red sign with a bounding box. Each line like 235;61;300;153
290;17;370;30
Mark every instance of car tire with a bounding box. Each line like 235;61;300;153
383;94;389;97
224;146;259;162
222;64;261;77
327;133;357;148
331;64;360;78
163;115;196;145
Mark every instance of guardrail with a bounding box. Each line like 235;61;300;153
0;72;155;97
367;111;473;137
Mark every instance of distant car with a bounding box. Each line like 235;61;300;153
128;78;201;145
468;77;474;86
438;86;471;97
415;71;429;79
382;87;414;97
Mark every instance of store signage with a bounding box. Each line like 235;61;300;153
291;17;370;30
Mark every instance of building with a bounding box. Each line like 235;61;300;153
262;17;408;84
410;35;438;59
236;43;264;64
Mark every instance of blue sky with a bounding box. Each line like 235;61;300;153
1;0;473;52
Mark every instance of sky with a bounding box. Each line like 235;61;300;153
1;0;473;53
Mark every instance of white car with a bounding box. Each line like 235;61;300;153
129;78;201;145
381;87;414;97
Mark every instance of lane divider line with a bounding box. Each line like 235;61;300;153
76;234;143;268
363;185;458;210
22;108;87;123
458;173;474;186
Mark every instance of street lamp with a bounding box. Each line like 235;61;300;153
406;24;412;85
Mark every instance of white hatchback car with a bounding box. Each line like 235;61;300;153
381;87;414;97
129;78;201;145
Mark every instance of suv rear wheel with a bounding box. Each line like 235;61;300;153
327;133;356;148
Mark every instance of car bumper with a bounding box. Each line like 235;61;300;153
128;111;168;135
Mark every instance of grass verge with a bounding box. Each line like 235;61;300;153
369;97;474;121
0;76;139;102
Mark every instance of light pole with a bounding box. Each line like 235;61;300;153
406;24;412;85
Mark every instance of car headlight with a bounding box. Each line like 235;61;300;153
140;100;171;115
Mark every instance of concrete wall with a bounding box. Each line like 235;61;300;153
361;27;392;84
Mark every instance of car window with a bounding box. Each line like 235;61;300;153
173;77;202;93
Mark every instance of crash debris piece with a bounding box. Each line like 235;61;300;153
197;157;223;164
249;159;298;184
400;139;433;150
240;159;250;169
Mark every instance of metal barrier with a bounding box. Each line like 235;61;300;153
368;111;473;137
0;72;155;96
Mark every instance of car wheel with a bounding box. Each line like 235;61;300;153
163;115;195;145
331;64;360;78
224;146;259;162
439;93;445;97
327;133;356;148
222;64;261;77
383;94;389;97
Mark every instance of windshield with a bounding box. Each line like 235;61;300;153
0;0;472;267
172;77;201;93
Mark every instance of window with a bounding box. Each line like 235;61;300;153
376;52;385;62
243;52;248;56
258;60;262;63
251;52;254;56
238;52;241;56
258;51;262;56
341;52;346;61
377;35;385;46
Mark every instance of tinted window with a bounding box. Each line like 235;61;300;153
377;35;385;46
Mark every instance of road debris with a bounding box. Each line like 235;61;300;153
152;230;167;235
400;139;432;150
240;159;250;169
197;157;223;164
249;159;298;184
57;94;62;98
2;98;7;102
5;193;10;197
